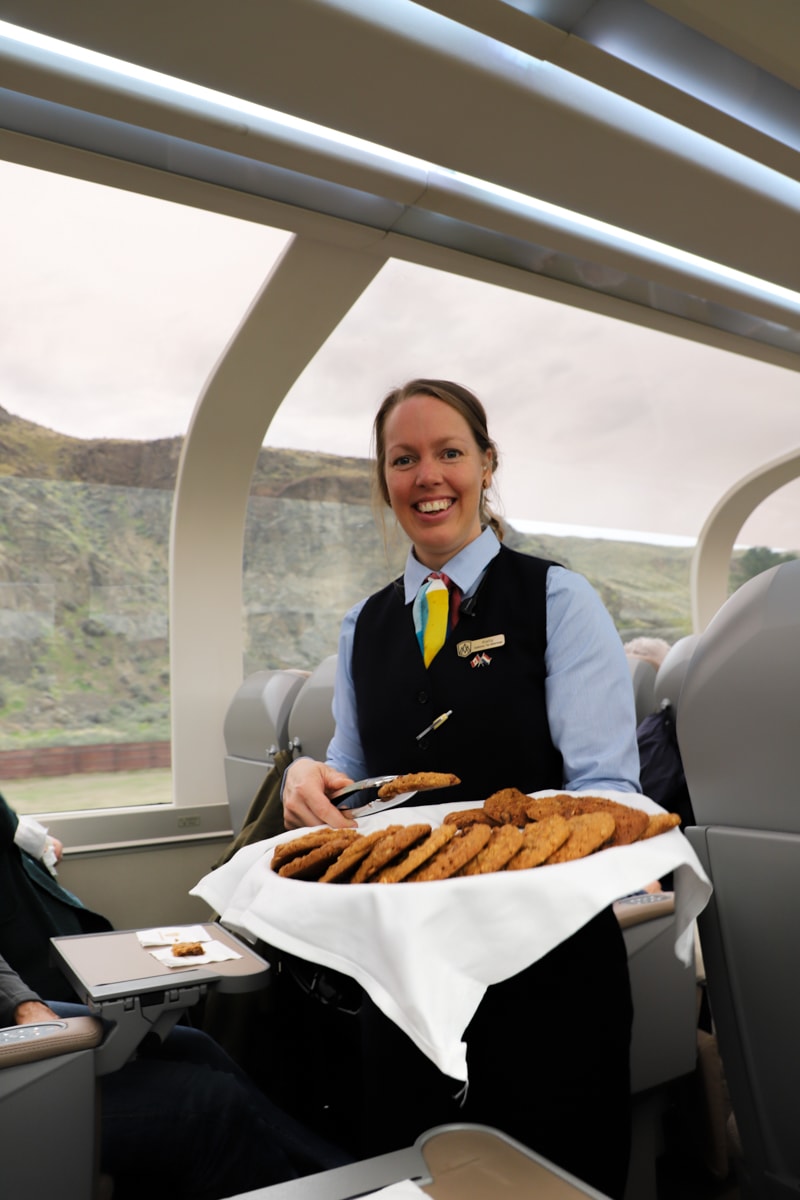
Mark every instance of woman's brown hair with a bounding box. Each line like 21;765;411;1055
372;379;503;540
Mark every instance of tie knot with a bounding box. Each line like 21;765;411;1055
426;571;451;589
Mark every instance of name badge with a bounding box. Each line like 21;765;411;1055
457;634;506;657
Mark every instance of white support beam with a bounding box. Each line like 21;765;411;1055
691;447;800;630
169;234;385;805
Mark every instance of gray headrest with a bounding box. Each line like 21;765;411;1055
678;560;800;830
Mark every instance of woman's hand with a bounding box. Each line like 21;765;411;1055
282;758;358;830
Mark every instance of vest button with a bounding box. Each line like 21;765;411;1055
417;691;428;704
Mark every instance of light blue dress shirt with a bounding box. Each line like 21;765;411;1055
327;527;641;794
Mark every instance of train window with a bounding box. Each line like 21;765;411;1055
0;158;289;819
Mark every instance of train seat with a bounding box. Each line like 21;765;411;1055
628;656;657;724
224;669;308;835
653;634;700;711
0;1015;105;1200
286;654;338;763
679;560;800;1199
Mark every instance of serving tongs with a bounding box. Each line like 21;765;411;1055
333;773;461;818
332;775;415;818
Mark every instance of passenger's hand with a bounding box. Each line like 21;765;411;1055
282;757;357;830
46;835;64;862
15;1000;60;1024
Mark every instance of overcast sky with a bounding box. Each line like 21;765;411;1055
2;157;799;549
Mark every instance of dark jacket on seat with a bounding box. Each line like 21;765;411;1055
0;793;112;1001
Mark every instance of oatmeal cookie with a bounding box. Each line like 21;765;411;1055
350;824;432;883
409;823;492;881
459;824;525;875
544;812;615;864
377;772;460;800
482;787;533;827
375;825;457;883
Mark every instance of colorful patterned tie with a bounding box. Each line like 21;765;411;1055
413;572;461;667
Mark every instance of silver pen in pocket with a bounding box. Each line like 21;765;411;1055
415;709;453;743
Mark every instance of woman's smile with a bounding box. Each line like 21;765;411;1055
415;497;454;515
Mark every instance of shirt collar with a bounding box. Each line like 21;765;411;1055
403;526;501;603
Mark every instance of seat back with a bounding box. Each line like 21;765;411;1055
618;903;697;1094
627;656;657;724
223;669;308;834
287;654;338;763
653;633;699;711
679;562;800;832
679;560;800;1198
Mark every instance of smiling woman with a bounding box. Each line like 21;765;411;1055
377;380;496;570
279;373;643;1197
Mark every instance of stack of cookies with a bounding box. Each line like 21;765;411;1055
270;788;681;884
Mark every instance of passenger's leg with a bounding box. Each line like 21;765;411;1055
50;1001;351;1193
99;1052;300;1199
147;1023;353;1175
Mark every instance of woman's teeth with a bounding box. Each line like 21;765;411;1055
417;499;453;513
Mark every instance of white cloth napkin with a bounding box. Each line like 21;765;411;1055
191;791;711;1081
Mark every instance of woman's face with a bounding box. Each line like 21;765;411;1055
382;393;491;569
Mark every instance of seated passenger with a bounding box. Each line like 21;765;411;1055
1;793;353;1193
0;791;112;1000
1;949;351;1198
623;636;671;670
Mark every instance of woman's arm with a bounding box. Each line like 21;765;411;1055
326;600;369;779
544;567;641;793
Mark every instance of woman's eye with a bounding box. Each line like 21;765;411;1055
392;454;413;468
442;448;462;460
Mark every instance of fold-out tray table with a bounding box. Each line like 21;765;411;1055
51;922;268;1073
236;1123;612;1199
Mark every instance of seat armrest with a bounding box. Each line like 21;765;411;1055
0;1016;103;1068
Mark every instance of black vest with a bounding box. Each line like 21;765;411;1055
352;546;563;806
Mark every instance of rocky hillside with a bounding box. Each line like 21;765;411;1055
0;404;372;500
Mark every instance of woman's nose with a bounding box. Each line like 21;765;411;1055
415;455;443;485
